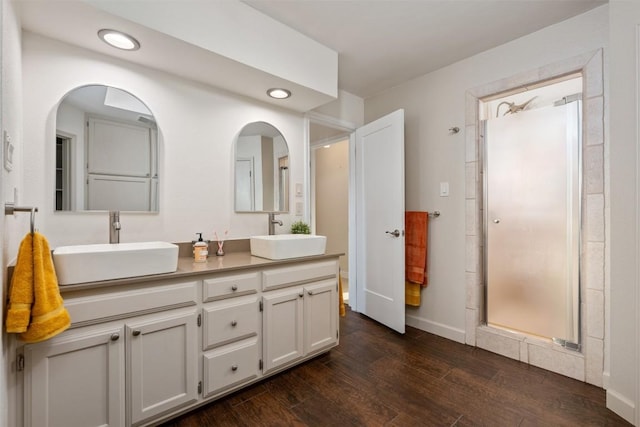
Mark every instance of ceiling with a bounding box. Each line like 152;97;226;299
243;0;606;98
18;0;606;108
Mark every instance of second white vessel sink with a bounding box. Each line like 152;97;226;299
250;234;327;260
53;241;179;285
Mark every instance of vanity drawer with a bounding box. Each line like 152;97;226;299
202;296;259;350
64;280;198;326
203;338;260;398
203;271;260;302
262;260;337;291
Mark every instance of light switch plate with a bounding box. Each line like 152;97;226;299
295;202;303;216
295;183;303;197
440;182;449;197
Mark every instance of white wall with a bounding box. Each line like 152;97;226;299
312;89;364;128
608;1;639;423
363;1;610;378
21;32;307;248
1;1;24;426
315;140;349;274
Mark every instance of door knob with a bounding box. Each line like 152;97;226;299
493;219;500;224
385;229;401;237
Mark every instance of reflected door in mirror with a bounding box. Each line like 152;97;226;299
86;117;154;210
55;85;159;212
234;122;289;213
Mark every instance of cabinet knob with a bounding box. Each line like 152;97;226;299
132;330;141;337
231;365;238;372
231;320;237;327
110;333;120;341
298;292;304;298
308;291;314;296
231;285;238;291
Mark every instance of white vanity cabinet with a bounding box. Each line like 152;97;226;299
262;261;339;373
23;324;125;427
15;256;340;427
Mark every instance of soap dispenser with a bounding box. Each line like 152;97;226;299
193;233;208;263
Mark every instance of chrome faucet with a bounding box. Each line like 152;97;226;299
268;212;283;235
109;210;121;243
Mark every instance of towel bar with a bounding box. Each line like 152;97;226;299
5;203;38;234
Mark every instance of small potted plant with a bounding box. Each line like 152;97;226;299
290;220;310;234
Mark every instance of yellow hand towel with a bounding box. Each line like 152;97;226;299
6;232;71;342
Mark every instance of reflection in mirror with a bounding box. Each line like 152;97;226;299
55;85;159;212
235;122;289;213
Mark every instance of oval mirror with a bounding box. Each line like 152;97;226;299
55;85;159;212
234;122;289;213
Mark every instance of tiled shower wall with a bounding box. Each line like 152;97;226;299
465;50;605;386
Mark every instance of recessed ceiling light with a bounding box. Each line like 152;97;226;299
267;88;291;99
98;29;140;51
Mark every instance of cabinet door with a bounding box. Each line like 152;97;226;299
24;326;125;427
304;279;339;355
127;310;198;426
262;288;304;373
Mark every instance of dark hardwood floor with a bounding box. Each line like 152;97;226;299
161;308;631;427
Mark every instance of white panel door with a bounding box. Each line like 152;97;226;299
354;109;405;333
235;157;255;211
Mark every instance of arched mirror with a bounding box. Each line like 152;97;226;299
55;85;159;212
234;122;289;212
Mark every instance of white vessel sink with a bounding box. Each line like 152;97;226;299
53;241;179;285
250;234;327;260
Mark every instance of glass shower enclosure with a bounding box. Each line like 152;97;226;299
484;99;581;347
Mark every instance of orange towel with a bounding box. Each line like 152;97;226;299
405;211;429;306
6;232;71;342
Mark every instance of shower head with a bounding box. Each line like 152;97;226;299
496;96;538;117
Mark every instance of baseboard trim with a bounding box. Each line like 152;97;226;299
602;371;610;390
606;388;636;425
405;314;466;344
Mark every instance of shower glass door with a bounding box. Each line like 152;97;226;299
485;101;581;344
